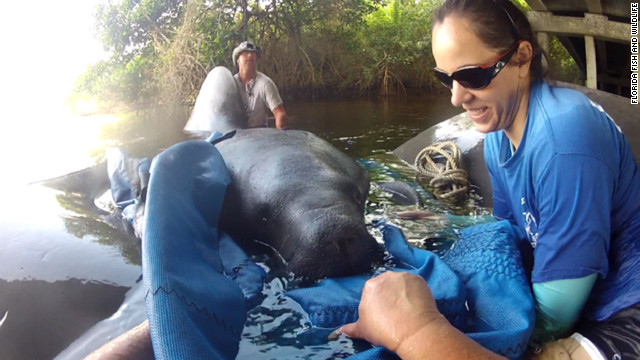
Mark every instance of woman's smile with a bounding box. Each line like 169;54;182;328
465;106;489;122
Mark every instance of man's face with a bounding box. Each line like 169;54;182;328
237;51;258;71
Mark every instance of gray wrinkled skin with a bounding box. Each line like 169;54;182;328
216;128;383;282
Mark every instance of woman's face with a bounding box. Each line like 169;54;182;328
432;15;528;135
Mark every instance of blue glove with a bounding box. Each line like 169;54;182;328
219;231;267;309
106;147;151;209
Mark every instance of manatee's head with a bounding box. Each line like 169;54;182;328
218;128;384;282
284;213;383;283
265;181;384;283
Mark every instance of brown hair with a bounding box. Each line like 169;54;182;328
434;0;546;81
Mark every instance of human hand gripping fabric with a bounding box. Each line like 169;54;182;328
338;271;507;360
338;272;443;353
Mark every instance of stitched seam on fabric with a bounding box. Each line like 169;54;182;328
148;285;242;337
311;307;357;317
496;340;529;357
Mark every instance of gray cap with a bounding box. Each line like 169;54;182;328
232;41;261;64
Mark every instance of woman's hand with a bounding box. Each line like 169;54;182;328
338;272;444;354
338;271;506;360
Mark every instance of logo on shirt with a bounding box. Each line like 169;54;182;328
521;197;539;248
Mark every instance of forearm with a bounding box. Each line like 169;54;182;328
397;316;506;360
532;274;597;342
84;320;154;360
272;104;287;129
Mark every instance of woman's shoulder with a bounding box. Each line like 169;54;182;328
528;81;624;160
531;81;613;132
533;81;595;115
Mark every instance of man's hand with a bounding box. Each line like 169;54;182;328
273;105;288;129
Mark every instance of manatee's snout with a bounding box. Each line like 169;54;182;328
323;232;383;277
285;219;384;283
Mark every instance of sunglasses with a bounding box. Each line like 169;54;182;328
433;40;522;90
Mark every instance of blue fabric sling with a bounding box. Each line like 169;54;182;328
106;147;151;209
287;221;535;359
141;140;266;359
113;140;534;360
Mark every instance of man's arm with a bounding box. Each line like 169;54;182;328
84;320;153;360
272;104;288;129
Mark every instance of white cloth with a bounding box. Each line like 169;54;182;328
571;333;606;360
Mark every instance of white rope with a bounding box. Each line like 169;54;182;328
414;141;470;204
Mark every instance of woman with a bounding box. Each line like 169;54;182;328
339;0;640;359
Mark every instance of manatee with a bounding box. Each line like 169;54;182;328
183;66;247;135
215;128;383;282
181;66;383;281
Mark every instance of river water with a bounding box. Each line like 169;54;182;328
0;96;494;360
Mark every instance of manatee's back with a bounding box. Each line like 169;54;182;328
216;128;368;196
214;128;369;239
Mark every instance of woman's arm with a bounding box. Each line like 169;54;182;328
532;274;597;342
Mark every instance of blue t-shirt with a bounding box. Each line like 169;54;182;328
484;81;640;321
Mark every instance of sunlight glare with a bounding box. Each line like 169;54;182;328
0;0;112;188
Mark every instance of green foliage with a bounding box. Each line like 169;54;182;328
77;0;187;109
74;53;158;110
355;0;440;95
95;0;185;58
546;35;583;85
74;0;588;110
511;0;530;11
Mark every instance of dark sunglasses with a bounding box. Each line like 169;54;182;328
433;40;522;90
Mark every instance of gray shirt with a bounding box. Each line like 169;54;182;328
234;72;283;128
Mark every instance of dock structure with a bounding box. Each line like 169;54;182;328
525;0;633;97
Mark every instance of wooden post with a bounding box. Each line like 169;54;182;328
537;32;550;54
537;32;550;72
585;35;597;89
527;11;628;42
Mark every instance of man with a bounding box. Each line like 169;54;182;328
232;41;288;129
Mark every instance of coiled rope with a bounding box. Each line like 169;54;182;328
414;141;470;204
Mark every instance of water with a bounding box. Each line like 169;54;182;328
1;96;492;359
87;96;463;160
288;97;461;159
229;97;495;358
